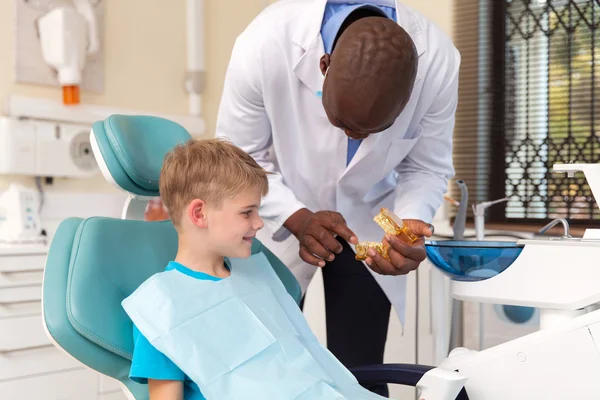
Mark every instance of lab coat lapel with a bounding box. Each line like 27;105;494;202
292;0;328;97
292;41;327;99
343;131;383;174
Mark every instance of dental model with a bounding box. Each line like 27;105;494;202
355;208;419;261
355;241;391;261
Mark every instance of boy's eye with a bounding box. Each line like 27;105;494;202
242;210;252;216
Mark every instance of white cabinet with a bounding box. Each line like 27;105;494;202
99;392;130;400
0;244;129;400
0;368;98;400
0;315;50;352
99;375;130;400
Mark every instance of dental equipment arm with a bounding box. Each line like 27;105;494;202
553;163;600;203
351;364;469;400
553;163;600;240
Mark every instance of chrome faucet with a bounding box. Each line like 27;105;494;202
538;218;572;238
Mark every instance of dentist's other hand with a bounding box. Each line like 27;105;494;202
364;219;434;275
285;208;358;267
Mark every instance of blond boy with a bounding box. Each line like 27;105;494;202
124;138;392;400
128;138;268;400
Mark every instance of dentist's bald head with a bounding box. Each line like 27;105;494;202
320;15;418;140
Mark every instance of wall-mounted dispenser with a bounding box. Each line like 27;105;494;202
36;0;99;105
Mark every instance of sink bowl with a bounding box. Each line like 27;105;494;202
425;240;524;282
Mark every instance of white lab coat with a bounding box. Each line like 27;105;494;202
215;0;460;325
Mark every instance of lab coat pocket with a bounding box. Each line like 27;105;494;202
382;136;421;178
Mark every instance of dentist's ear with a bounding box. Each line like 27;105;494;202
188;199;208;228
320;54;331;76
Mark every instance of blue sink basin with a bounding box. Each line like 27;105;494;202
425;240;524;282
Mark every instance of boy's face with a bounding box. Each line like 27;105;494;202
204;186;265;259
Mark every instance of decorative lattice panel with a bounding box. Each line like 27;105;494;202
503;0;600;221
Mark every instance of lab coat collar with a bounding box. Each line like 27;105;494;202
291;0;427;56
291;0;426;102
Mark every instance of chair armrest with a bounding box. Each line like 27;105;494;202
350;364;470;400
350;363;434;387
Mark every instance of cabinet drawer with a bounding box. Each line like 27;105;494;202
0;285;41;305
0;299;41;318
0;254;46;273
0;368;97;400
0;342;81;380
100;373;125;393
0;315;49;352
0;270;44;288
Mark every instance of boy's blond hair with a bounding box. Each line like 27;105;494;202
159;138;269;225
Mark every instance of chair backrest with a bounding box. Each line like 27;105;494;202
43;216;301;400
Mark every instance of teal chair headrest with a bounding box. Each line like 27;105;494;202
92;115;191;196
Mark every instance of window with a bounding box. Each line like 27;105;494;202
452;0;600;225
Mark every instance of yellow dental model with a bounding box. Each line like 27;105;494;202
355;241;391;261
355;208;419;261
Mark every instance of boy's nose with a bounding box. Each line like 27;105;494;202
254;217;264;231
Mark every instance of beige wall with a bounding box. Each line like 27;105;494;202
402;0;453;36
0;0;269;133
0;0;266;192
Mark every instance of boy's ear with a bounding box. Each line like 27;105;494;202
188;199;207;228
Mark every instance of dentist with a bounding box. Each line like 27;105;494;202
216;0;459;395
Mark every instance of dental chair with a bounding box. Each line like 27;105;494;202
42;115;468;400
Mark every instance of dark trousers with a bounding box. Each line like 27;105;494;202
301;238;391;397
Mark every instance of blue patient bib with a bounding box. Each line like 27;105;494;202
122;253;387;400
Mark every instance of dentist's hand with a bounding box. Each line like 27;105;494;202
284;208;358;267
364;219;434;275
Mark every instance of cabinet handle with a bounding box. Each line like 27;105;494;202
0;299;41;306
0;343;54;354
0;268;43;274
